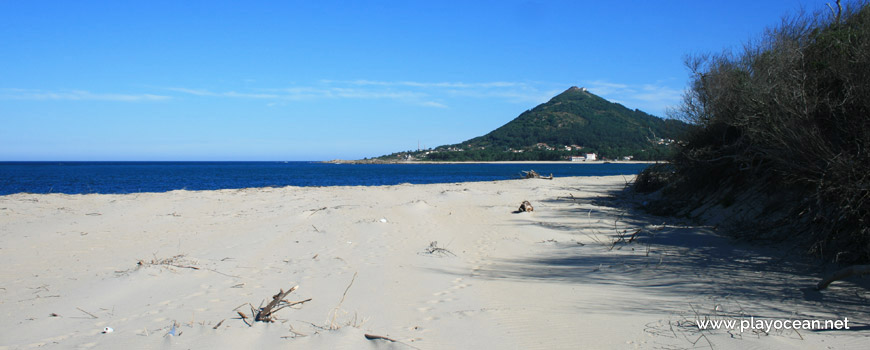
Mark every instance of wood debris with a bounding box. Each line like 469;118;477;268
254;286;312;323
518;200;534;212
521;170;553;180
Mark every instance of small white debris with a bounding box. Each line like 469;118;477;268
379;218;388;223
102;327;114;334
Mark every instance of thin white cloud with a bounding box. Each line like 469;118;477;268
583;80;684;116
326;80;524;89
167;88;279;99
222;91;281;99
0;89;170;101
163;80;561;107
165;87;215;96
584;80;635;96
0;80;682;115
444;88;558;104
635;84;683;103
421;101;448;108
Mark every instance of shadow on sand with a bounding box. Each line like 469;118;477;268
439;183;869;328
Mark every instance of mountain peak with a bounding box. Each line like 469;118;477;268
373;87;688;162
560;86;589;95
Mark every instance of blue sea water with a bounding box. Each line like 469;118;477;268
0;161;651;195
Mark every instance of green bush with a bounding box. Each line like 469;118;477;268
665;1;870;263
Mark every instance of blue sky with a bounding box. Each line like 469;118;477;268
0;0;834;160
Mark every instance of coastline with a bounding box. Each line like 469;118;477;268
324;159;664;165
0;176;865;349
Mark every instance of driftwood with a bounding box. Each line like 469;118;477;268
252;286;312;322
423;241;456;256
518;200;534;212
365;333;397;342
817;264;870;290
521;170;553;180
365;333;424;350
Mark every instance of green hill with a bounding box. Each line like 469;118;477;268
376;86;688;161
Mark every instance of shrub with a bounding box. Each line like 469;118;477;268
664;1;870;263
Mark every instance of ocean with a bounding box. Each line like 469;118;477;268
0;161;651;195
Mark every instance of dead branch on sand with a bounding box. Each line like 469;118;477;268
233;286;311;326
306;207;328;217
365;333;397;342
365;333;422;349
817;264;870;290
422;241;456;257
255;286;312;322
137;254;200;271
515;200;534;213
607;228;642;251
521;170;553;180
134;254;239;278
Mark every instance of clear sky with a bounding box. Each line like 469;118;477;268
0;0;834;161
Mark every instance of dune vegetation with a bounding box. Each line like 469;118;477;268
639;1;870;264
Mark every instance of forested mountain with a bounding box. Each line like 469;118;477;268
376;86;688;161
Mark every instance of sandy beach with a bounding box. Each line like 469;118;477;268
1;175;867;349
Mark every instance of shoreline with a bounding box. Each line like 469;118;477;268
0;163;656;196
324;159;664;164
1;175;865;349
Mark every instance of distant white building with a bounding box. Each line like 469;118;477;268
570;153;597;161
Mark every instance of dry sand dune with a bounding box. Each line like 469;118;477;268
0;176;867;349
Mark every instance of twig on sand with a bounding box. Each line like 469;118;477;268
76;307;98;319
282;324;308;338
135;254;239;277
137;254;199;270
365;333;422;349
422;241;456;257
329;272;357;330
212;319;225;329
627;228;643;243
204;267;238;278
255;286;312;323
237;311;252;327
307;207;328;217
365;333;397;342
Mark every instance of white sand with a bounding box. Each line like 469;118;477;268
1;176;867;349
